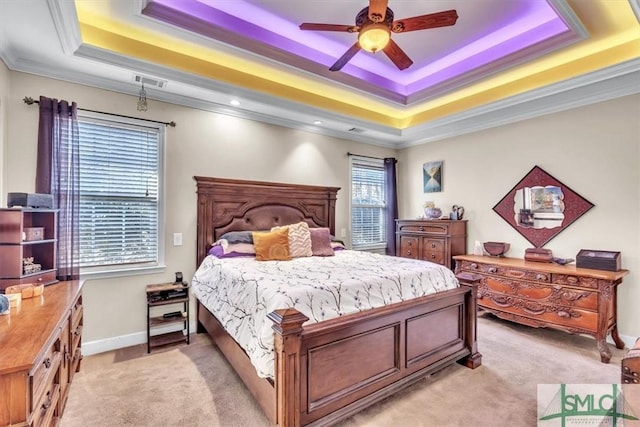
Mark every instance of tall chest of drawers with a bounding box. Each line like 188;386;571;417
0;280;83;426
453;255;628;363
396;219;467;269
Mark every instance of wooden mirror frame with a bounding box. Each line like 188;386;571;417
492;165;594;248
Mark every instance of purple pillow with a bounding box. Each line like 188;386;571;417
309;228;335;256
208;243;255;258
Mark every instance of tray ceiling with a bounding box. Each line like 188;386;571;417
1;0;639;147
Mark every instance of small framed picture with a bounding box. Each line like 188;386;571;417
423;161;442;193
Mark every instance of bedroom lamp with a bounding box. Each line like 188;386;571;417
358;23;390;53
137;83;148;112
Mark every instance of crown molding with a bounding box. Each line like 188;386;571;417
399;58;640;147
5;43;638;150
46;0;82;55
629;0;640;22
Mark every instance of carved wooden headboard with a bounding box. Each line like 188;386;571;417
194;176;340;266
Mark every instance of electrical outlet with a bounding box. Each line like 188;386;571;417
173;233;183;246
340;228;347;238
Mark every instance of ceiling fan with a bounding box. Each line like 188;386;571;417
299;0;458;71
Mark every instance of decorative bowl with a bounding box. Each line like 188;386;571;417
483;242;510;257
424;207;442;219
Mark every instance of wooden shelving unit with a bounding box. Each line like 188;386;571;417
146;283;190;353
0;208;59;291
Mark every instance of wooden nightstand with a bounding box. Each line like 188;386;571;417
146;283;190;353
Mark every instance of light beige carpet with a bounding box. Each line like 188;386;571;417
60;313;628;427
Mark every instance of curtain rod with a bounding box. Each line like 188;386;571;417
23;97;176;127
347;152;385;160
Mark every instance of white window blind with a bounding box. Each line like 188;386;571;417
351;157;386;250
78;116;161;269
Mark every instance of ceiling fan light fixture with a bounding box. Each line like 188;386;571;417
358;23;390;53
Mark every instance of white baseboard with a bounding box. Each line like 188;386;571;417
82;320;197;356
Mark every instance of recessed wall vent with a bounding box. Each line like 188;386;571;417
348;127;365;133
133;74;168;89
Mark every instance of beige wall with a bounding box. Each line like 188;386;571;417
0;60;9;197
4;70;639;349
4;72;395;349
398;94;640;341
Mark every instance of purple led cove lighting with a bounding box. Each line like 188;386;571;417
406;19;569;95
404;4;566;81
145;0;570;97
145;0;405;94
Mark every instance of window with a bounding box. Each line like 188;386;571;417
77;113;164;275
350;156;386;251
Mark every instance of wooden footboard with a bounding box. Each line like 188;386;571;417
193;177;481;426
197;280;480;427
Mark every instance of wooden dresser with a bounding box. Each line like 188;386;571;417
396;219;467;269
0;280;83;426
453;255;628;363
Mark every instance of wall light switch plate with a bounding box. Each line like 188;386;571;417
173;233;183;246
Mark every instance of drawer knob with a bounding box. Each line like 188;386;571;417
431;254;436;259
407;241;412;246
488;267;497;273
37;277;43;282
43;357;51;369
41;390;53;413
557;310;570;318
431;243;436;248
536;274;547;280
567;276;578;284
406;250;412;256
470;263;478;269
419;226;424;231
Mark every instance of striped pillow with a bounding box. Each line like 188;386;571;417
272;222;313;258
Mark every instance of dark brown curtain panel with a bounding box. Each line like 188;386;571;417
384;157;398;256
36;96;80;281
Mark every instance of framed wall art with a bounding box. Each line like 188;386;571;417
423;161;442;193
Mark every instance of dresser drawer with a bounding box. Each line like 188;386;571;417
483;277;598;311
478;293;598;333
32;383;59;427
30;338;62;407
70;348;82;382
71;296;83;329
0;270;57;288
551;274;599;289
398;222;449;235
458;260;550;283
422;238;445;264
399;236;419;259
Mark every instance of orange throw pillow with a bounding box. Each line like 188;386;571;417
252;228;291;261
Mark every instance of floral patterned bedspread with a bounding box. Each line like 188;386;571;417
191;250;459;379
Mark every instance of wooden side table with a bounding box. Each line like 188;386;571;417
146;283;190;353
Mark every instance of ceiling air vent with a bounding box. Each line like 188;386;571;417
348;127;365;133
133;74;168;89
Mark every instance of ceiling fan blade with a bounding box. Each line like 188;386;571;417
391;9;458;33
368;0;389;23
382;39;413;70
329;42;362;71
300;23;356;32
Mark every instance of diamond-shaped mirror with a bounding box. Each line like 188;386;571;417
493;166;594;248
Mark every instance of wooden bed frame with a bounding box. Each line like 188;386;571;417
194;176;481;427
